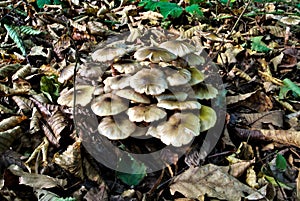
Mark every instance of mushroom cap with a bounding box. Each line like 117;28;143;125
165;68;191;86
188;67;205;85
157;100;201;110
92;47;126;62
91;93;128;116
78;64;104;81
147;113;200;147
280;16;300;25
159;40;196;57
182;53;205;66
127;104;167;122
192;84;218;100
98;116;136;140
57;85;95;107
199;105;217;132
155;91;188;102
130;68;168;95
134;46;177;63
115;89;150;104
113;61;143;74
103;75;131;92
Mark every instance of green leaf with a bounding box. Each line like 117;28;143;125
4;24;26;56
265;175;293;190
116;154;147;186
19;26;42;35
37;0;52;8
278;86;291;99
40;75;61;102
190;0;205;4
185;4;203;17
276;154;287;171
250;36;271;53
283;78;300;98
158;2;183;18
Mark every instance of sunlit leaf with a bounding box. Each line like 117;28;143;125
250;36;271;53
40;75;61;102
185;4;203;17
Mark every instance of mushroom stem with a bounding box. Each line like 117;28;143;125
284;26;290;47
110;64;118;76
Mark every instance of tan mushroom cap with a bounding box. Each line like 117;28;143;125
91;93;128;116
147;113;200;147
57;85;95;107
280;16;300;25
182;53;205;66
134;46;177;63
188;67;205;85
165;68;191;86
115;89;150;104
130;68;168;95
103;75;131;92
157;100;201;110
159;40;196;57
199;105;217;132
192;84;218;100
98;116;136;140
91;47;126;62
113;61;143;74
155;91;188;102
127;104;167;122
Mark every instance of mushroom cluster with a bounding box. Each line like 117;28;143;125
64;30;218;147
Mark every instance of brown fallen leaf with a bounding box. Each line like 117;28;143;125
170;164;256;201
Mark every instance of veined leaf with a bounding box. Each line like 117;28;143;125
19;26;42;35
40;75;61;102
282;78;300;98
140;0;183;19
185;4;203;17
4;24;26;56
250;36;270;53
276;154;287;171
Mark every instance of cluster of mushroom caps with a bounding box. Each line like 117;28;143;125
58;34;218;147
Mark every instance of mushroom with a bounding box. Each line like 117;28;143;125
199;105;217;132
113;61;143;74
147;113;200;147
192;83;218;100
91;93;128;116
134;46;177;63
279;16;300;46
159;40;196;57
57;85;95;107
164;68;191;86
157;100;201;110
98;116;136;140
182;53;205;66
103;74;131;93
127;104;167;122
155;91;188;102
130;68;168;95
188;67;205;85
91;47;126;62
78;63;104;82
115;89;150;104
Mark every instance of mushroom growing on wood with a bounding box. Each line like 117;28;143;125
98;116;136;140
57;85;95;107
147;113;200;147
130;68;168;95
134;46;177;63
91;93;128;116
127;105;166;122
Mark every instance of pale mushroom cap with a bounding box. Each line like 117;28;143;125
165;68;191;86
280;16;300;25
192;84;218;100
157;100;201;110
155;91;188;102
98;116;136;140
188;67;205;85
115;89;150;104
134;46;177;63
113;62;143;74
199;105;217;132
92;47;126;62
182;53;205;66
127;105;167;122
57;85;95;107
91;93;128;116
159;40;196;57
103;75;131;92
130;68;168;95
149;113;200;147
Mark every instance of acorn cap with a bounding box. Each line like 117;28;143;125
147;113;200;147
98;116;136;140
127;104;167;122
134;46;177;63
57;85;95;107
157;100;201;110
130;68;168;95
199;105;217;132
91;47;126;62
115;89;150;104
91;93;128;116
159;40;196;57
192;83;218;100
